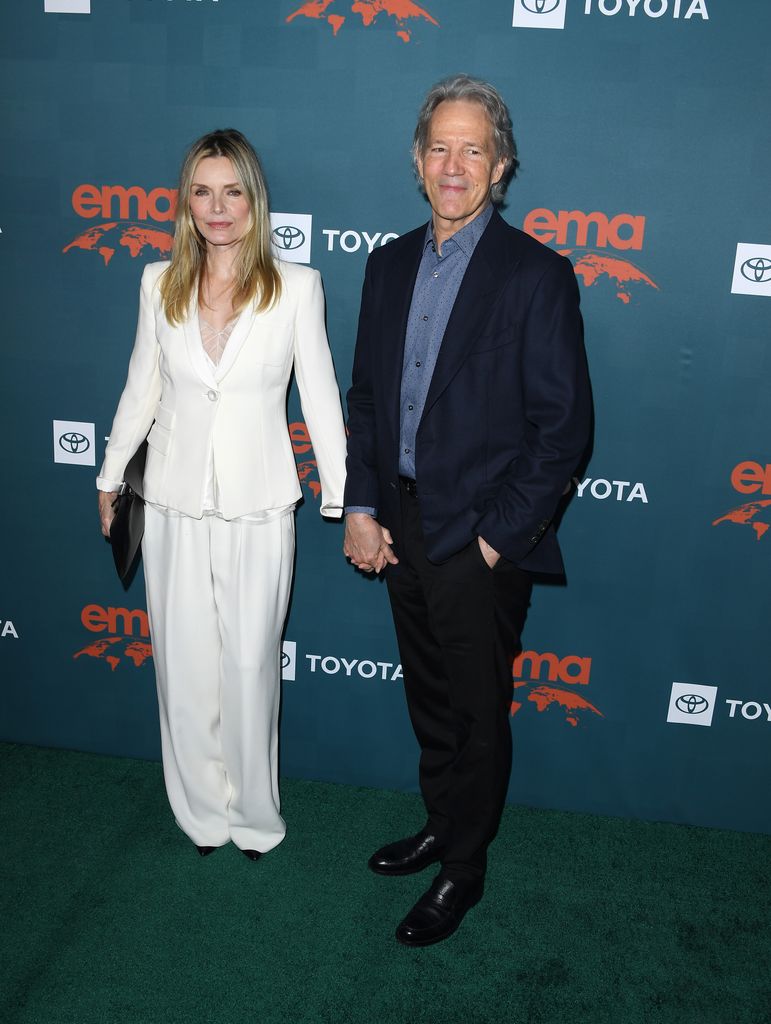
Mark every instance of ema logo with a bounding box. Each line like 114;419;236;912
712;461;771;542
45;1;90;12
523;208;658;304
63;184;176;267
287;0;439;43
73;604;153;672
53;420;96;466
730;243;771;298
511;649;604;727
667;682;718;726
583;0;708;17
512;0;567;30
270;213;313;265
282;640;297;681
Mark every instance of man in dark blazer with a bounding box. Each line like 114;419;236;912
343;75;591;947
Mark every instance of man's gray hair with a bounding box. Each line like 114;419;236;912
412;74;519;204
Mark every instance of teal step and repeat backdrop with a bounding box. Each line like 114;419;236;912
2;0;769;835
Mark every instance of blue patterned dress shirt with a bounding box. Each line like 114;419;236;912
346;203;493;515
399;204;493;479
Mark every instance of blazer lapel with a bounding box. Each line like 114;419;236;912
182;299;255;386
183;298;216;387
422;211;521;418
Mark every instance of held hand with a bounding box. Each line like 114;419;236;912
344;513;399;574
98;490;120;538
478;535;501;569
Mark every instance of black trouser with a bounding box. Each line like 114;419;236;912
386;479;532;881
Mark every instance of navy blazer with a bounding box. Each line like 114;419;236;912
344;208;591;573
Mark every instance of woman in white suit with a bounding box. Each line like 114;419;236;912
97;129;346;859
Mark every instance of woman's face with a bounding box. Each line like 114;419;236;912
189;156;252;253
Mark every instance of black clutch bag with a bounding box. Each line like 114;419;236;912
109;440;148;582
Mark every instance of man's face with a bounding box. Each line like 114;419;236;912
417;99;506;242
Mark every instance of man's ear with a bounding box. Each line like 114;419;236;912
492;157;507;188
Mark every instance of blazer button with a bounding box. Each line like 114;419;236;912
207;389;219;402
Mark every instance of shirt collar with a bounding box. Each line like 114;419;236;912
423;203;494;258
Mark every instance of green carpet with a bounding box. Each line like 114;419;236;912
1;743;769;1024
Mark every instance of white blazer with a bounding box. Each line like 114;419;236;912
98;260;347;520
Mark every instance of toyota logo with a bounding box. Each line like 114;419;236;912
675;694;709;715
281;651;291;669
272;225;305;251
521;0;561;13
59;431;90;454
740;257;771;284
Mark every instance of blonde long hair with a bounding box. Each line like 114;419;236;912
160;129;281;325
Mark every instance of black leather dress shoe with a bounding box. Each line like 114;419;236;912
395;874;484;947
368;831;443;876
241;849;261;861
196;845;217;857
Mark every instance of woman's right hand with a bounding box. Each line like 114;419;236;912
98;490;120;538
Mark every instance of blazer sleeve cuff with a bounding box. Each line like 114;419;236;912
319;499;344;520
96;475;123;492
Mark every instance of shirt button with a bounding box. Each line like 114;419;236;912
207;390;219;402
415;361;421;367
422;315;429;321
408;404;414;411
433;272;439;278
404;448;411;454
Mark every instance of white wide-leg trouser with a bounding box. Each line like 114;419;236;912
142;503;294;852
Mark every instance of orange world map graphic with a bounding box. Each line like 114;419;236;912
63;222;173;266
512;682;604;728
73;637;153;672
296;459;322;500
558;249;659;304
712;499;771;541
287;0;438;42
